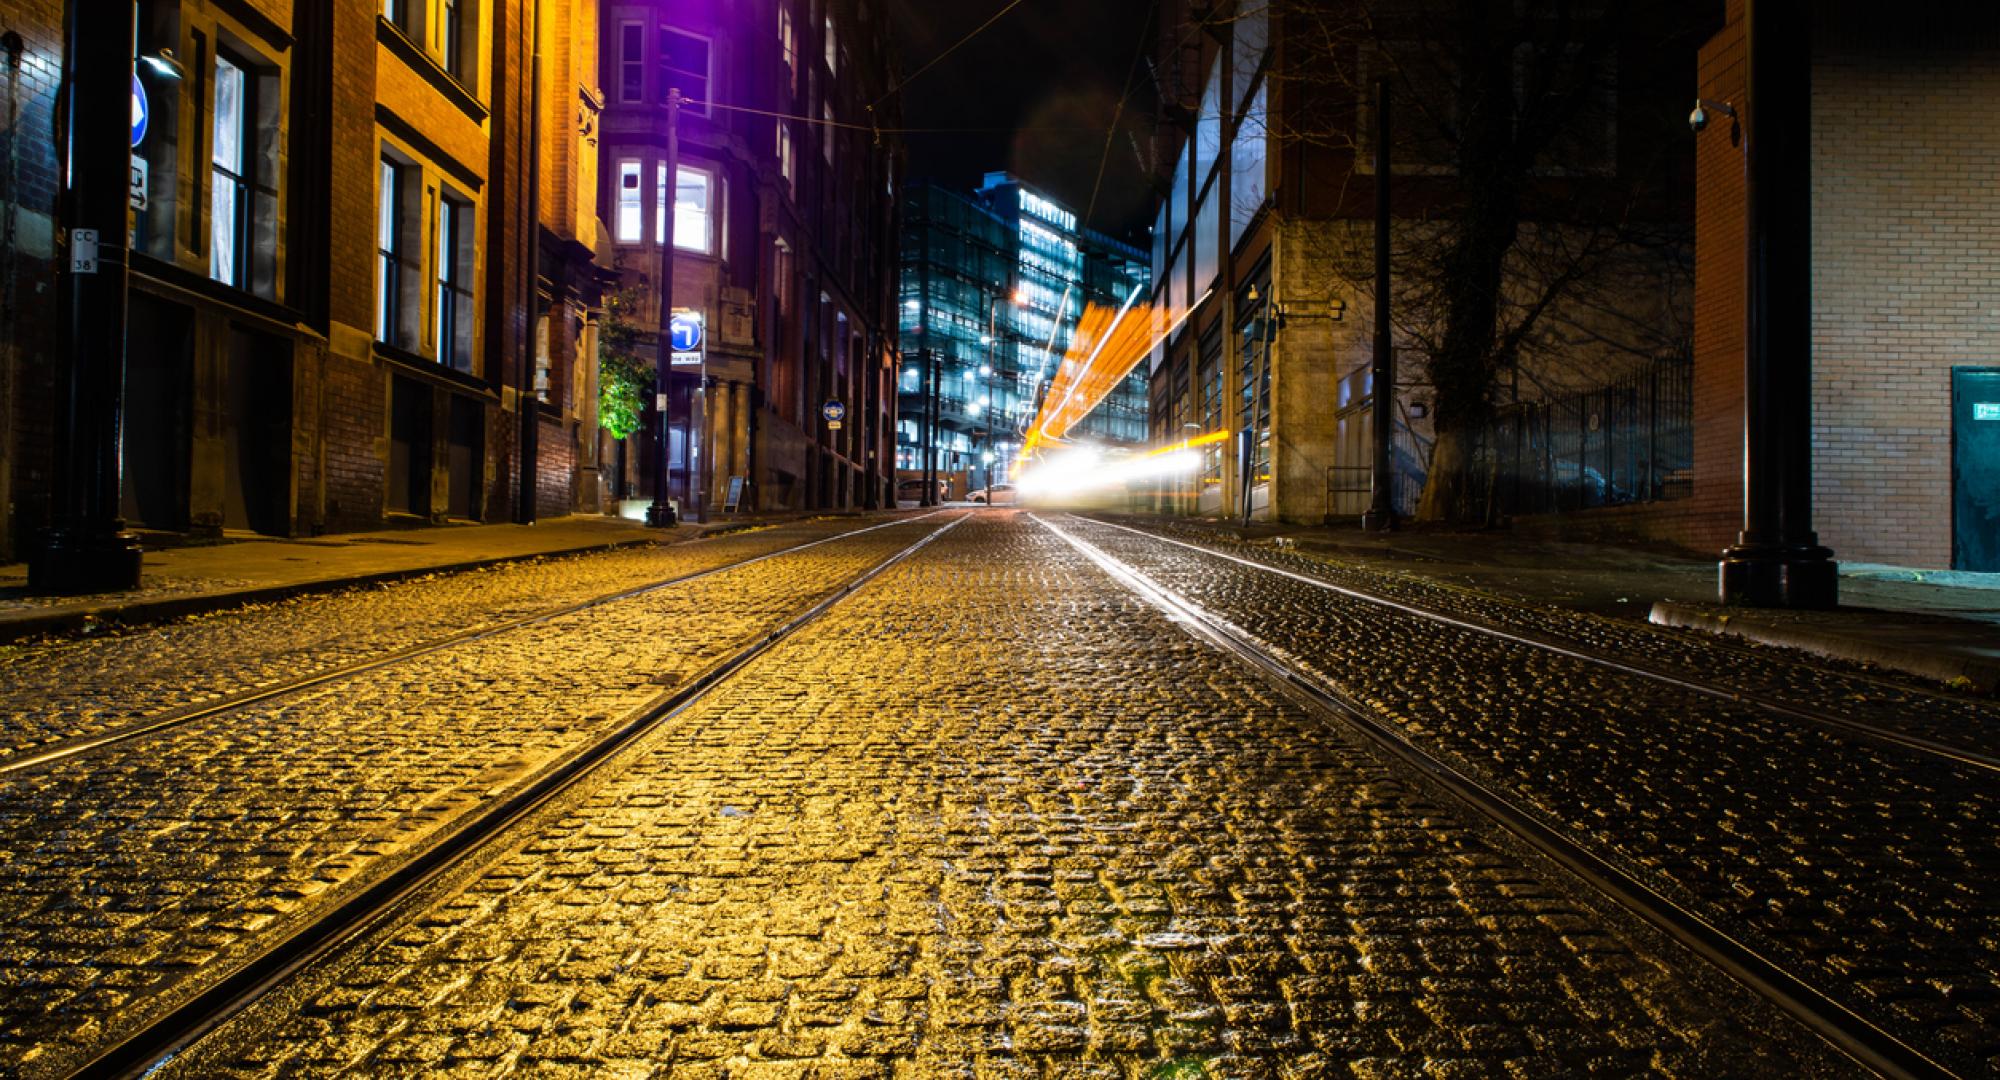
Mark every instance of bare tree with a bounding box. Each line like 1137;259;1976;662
1187;0;1706;520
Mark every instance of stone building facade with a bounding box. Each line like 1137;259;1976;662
1146;0;1708;526
0;0;608;563
596;0;900;517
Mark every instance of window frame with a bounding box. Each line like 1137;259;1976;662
618;21;644;103
778;4;798;94
657;162;717;255
656;24;711;115
377;157;405;343
209;50;252;289
435;190;475;371
614;159;643;243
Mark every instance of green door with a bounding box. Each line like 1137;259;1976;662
1954;368;2000;571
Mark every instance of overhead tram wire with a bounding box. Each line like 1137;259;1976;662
872;0;1036;109
676;97;1099;137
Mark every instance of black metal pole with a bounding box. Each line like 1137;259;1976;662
1363;76;1396;533
645;89;680;527
515;0;542;524
1718;0;1835;607
29;7;143;593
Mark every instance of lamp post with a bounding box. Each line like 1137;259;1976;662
1713;0;1836;607
645;88;681;528
29;4;144;593
1362;75;1397;533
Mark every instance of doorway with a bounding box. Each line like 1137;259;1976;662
1954;367;2000;572
222;326;292;535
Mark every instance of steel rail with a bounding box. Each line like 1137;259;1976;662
1036;513;1950;1080
79;513;967;1080
1;512;943;778
1080;516;1999;776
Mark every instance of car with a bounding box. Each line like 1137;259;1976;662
896;478;948;504
969;482;1017;505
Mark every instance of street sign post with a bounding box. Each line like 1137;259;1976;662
822;399;845;431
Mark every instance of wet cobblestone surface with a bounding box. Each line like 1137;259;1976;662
1097;515;2000;756
0;517;903;762
1060;514;2000;1074
174;514;1839;1078
0;517;949;1076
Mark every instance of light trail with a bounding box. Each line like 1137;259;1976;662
1016;287;1213;470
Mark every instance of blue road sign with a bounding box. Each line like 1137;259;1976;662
821;400;846;423
670;312;703;353
131;73;148;148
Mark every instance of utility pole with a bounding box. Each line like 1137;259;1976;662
515;0;543;524
1362;76;1397;533
1718;0;1836;607
646;88;681;527
30;5;144;592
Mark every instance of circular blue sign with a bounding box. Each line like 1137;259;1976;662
669;312;702;352
821;400;846;422
131;73;148;148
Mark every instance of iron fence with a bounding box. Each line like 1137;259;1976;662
1474;354;1693;520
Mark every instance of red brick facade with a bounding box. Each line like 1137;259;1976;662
4;0;608;559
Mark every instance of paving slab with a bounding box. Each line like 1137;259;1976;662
0;511;858;641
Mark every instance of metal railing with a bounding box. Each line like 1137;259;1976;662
1475;354;1693;519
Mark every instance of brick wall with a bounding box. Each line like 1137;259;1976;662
1;1;68;560
1687;15;1748;557
535;413;575;520
320;351;387;530
1693;6;2000;569
1807;12;2000;568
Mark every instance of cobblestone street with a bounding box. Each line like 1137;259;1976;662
2;511;1989;1076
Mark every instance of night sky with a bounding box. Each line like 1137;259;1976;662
881;0;1161;245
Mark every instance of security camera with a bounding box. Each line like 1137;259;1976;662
1689;98;1737;137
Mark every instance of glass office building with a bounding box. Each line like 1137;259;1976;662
898;174;1150;493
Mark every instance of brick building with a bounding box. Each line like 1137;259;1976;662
596;0;900;517
0;0;608;564
1690;2;2000;570
1145;1;1710;525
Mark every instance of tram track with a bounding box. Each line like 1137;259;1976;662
1037;513;1951;1079
1080;515;1998;776
0;512;942;778
71;513;967;1079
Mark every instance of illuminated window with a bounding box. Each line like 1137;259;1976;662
376;156;414;346
657;163;715;254
436;192;474;371
778;4;797;91
658;26;710;113
615;160;642;242
210;53;250;288
777;121;795;196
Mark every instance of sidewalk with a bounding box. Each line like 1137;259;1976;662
1107;513;2000;693
0;510;850;642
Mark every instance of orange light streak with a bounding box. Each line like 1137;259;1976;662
1017;288;1212;468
